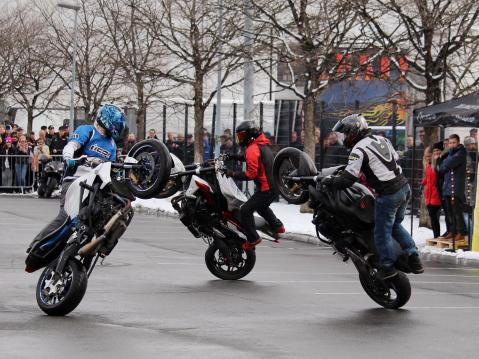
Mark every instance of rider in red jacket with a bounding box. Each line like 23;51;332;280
228;121;284;248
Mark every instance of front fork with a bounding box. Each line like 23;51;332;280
53;227;90;278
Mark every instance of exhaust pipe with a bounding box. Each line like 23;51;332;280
78;200;131;256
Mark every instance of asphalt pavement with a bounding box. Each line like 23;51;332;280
1;196;479;359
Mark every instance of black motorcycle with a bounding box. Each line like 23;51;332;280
37;160;64;198
273;147;412;309
25;140;172;316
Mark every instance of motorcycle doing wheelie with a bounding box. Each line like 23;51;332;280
170;154;281;280
25;140;172;316
273;147;412;309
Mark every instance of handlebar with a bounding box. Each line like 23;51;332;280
169;155;228;179
69;156;143;169
170;165;216;178
282;175;320;184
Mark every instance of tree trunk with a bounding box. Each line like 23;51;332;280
300;95;317;214
423;79;441;148
193;73;205;164
136;81;145;140
137;105;146;141
303;95;316;161
27;108;34;134
419;191;432;229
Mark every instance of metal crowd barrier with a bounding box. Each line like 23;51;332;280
0;154;64;193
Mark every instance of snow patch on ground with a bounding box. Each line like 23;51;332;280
421;246;479;261
133;197;176;214
132;197;444;246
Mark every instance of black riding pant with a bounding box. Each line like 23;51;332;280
240;190;283;243
28;180;74;251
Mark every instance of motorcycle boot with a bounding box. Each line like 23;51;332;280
408;254;424;274
262;222;285;240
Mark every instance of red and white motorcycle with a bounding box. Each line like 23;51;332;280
171;154;283;280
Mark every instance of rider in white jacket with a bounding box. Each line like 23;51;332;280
321;114;424;279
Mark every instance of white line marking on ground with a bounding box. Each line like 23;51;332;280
157;262;203;265
314;292;479;296
315;292;361;295
258;280;479;285
406;307;479;310
412;281;479;285
420;267;479;270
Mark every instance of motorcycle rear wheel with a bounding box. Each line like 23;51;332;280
359;271;411;309
205;243;256;280
45;178;58;198
36;258;88;316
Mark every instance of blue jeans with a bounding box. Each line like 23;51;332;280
374;184;418;267
15;163;27;187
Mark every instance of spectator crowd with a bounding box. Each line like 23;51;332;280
0;123;69;193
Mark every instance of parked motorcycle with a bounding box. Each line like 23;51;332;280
170;154;281;280
273;147;412;309
25;139;172;316
37;160;64;198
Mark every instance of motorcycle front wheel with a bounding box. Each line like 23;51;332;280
126;139;172;199
359;271;411;309
273;148;311;204
205;243;256;280
36;258;88;316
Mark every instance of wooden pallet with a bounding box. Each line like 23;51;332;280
425;238;469;250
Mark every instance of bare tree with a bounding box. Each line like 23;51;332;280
98;0;171;139
447;39;479;98
0;18;14;99
39;0;120;120
355;0;479;146
250;0;370;160
8;8;66;133
139;0;245;162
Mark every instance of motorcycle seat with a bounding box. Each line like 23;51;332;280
25;217;74;273
228;208;270;231
231;208;242;223
28;217;71;253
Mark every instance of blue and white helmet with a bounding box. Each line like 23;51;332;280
96;104;127;142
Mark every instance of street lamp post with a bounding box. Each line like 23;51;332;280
58;1;80;132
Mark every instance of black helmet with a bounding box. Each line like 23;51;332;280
236;120;259;147
332;114;369;149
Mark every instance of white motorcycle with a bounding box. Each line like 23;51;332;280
25;139;172;316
